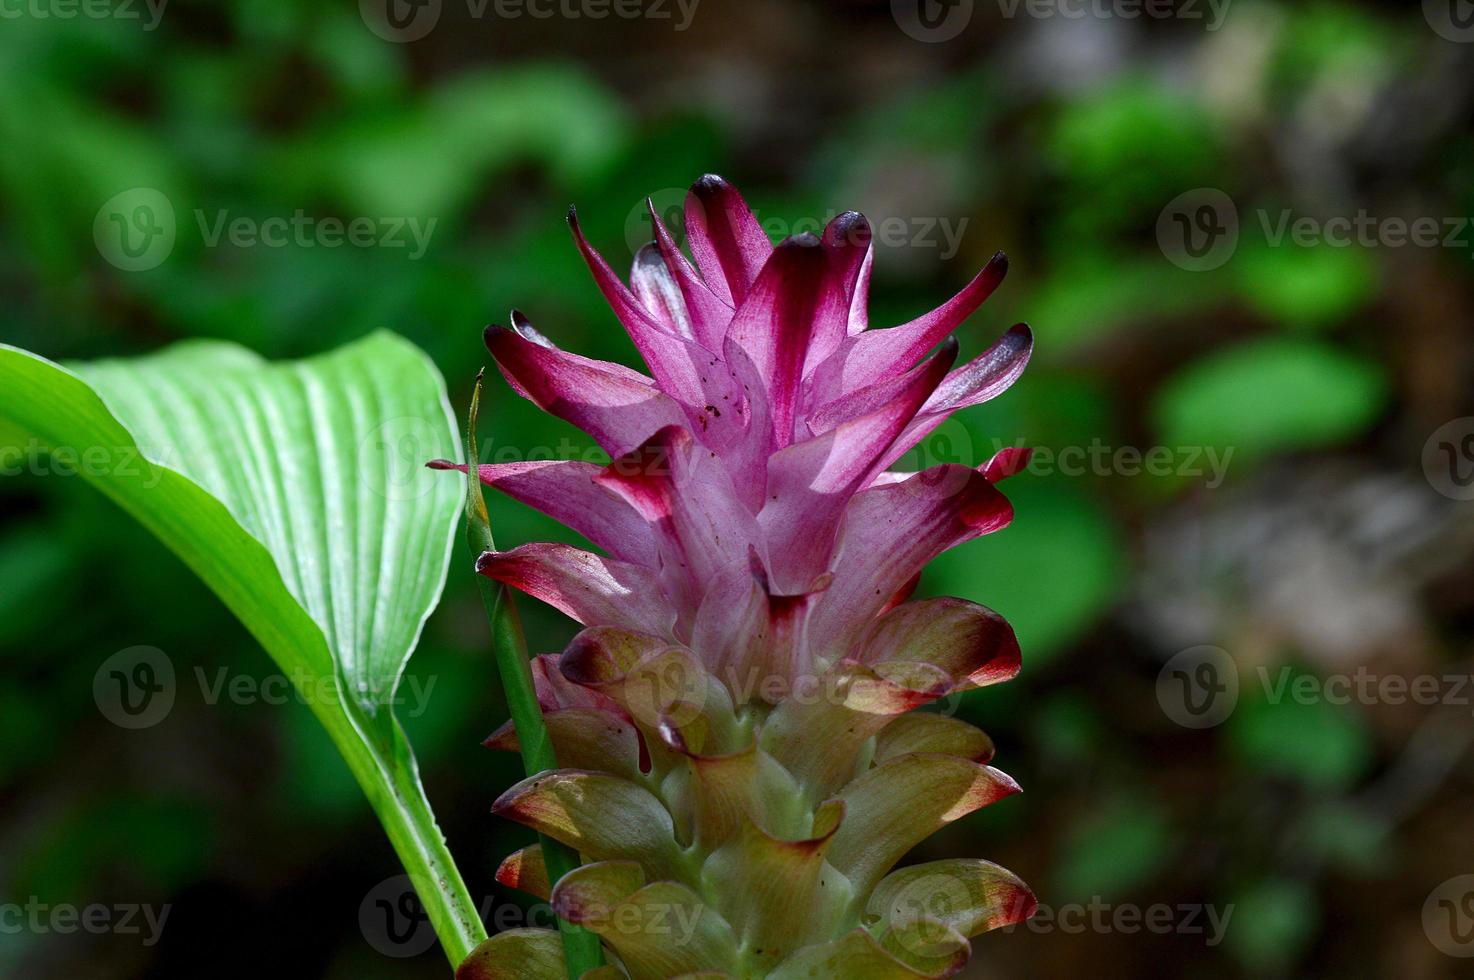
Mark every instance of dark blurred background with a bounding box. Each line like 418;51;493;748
4;0;1474;977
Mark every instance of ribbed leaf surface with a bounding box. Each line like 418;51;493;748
0;330;460;713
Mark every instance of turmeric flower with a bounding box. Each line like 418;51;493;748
439;175;1036;979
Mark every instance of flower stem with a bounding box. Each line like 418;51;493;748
463;371;605;977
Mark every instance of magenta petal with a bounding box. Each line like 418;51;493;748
717;337;775;511
982;446;1033;483
758;342;957;595
429;460;657;568
806;467;1014;662
567;208;732;416
805;336;959;437
803;211;873;373
878;324;1034;473
595;426;763;612
847;235;874;337
726;235;838;446
484;324;686;458
477;543;678;638
923;323;1035;415
684;174;772;308
647;198;733;350
811;251;1009;400
630;243;697;341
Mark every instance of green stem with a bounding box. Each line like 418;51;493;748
475;577;607;973
316;701;487;967
463;372;605;977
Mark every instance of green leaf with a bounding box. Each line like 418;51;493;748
1225;877;1318;972
1152;337;1387;464
0;331;484;964
273;65;629;222
1232;237;1378;330
1228;667;1373;789
1053;795;1172;900
1026;255;1235;353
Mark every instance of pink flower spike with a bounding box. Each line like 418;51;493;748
450;177;1038;979
464;177;1029;695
